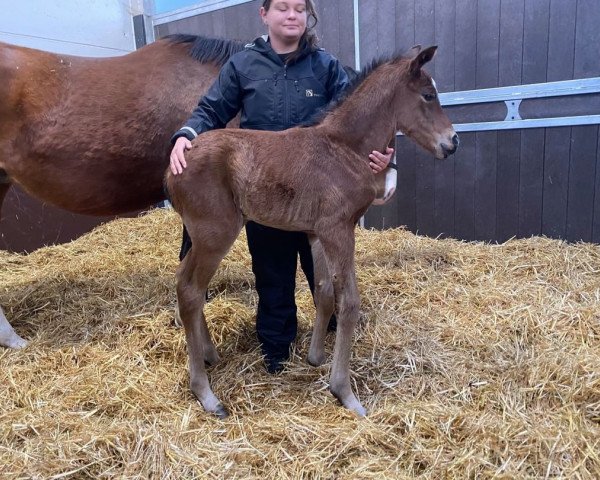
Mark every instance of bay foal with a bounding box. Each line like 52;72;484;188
166;46;458;417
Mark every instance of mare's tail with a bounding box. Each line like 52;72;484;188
163;172;176;211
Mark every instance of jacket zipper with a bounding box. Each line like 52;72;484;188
283;64;289;126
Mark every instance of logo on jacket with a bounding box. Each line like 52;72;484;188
305;89;323;98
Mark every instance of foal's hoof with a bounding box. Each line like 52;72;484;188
330;389;367;417
307;352;326;367
213;404;229;419
204;350;221;367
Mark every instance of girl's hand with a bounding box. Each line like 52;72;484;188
369;147;394;174
170;137;192;175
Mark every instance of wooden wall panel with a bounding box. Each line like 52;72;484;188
153;0;600;244
518;129;545;238
454;134;476;240
566;126;598;242
496;130;521;242
593;134;600;243
498;0;524;87
522;0;550;85
547;0;576;82
474;132;498;241
394;0;415;52
574;0;600;79
542;127;571;239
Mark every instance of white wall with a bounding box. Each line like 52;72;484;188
0;0;147;57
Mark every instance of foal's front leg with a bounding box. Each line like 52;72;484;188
318;229;366;417
307;237;334;367
0;306;28;349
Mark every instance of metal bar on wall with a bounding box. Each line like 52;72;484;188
397;115;600;136
439;77;600;106
452;115;600;132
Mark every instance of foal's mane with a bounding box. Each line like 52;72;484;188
303;50;410;127
165;34;246;67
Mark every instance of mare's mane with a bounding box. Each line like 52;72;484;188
165;34;245;67
163;35;413;129
303;50;411;127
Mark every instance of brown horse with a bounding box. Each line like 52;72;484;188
166;46;458;417
0;35;245;349
0;35;396;350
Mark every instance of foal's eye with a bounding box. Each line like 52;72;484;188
422;93;436;102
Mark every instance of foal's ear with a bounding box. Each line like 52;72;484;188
409;45;437;76
406;44;422;59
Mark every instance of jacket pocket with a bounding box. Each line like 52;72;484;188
239;74;278;127
291;77;329;125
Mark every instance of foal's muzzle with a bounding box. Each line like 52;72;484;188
441;134;460;157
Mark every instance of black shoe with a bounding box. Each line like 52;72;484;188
264;355;288;374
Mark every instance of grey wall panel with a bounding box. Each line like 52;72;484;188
434;0;455;93
476;0;500;89
542;127;571;238
547;0;576;82
496;130;521;242
594;134;600;243
414;0;436;76
498;0;524;87
394;0;416;52
474;132;498;240
433;155;455;238
518;129;545;238
454;134;477;240
522;0;550;85
566;126;598;242
574;0;600;79
377;0;397;57
154;0;600;244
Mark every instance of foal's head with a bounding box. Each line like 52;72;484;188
393;46;458;159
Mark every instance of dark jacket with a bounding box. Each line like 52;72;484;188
171;36;350;143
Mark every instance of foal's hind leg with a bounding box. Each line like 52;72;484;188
307;237;334;367
177;217;242;418
317;225;366;416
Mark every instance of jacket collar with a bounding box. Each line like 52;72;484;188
247;35;315;65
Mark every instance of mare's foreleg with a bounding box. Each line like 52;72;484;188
177;213;242;418
0;175;28;349
307;237;334;367
0;306;28;349
318;226;366;416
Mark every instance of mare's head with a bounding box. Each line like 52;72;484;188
392;46;458;159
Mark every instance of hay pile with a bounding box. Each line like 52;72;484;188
1;208;599;478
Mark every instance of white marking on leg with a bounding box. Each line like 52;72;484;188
0;306;28;349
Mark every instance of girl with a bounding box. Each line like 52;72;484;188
169;0;392;373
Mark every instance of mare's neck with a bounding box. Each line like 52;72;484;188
320;67;399;159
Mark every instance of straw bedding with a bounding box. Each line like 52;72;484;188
1;208;599;479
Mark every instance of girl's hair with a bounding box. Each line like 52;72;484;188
262;0;319;61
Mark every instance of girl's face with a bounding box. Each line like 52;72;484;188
260;0;308;46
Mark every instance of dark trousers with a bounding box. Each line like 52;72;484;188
245;221;315;360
